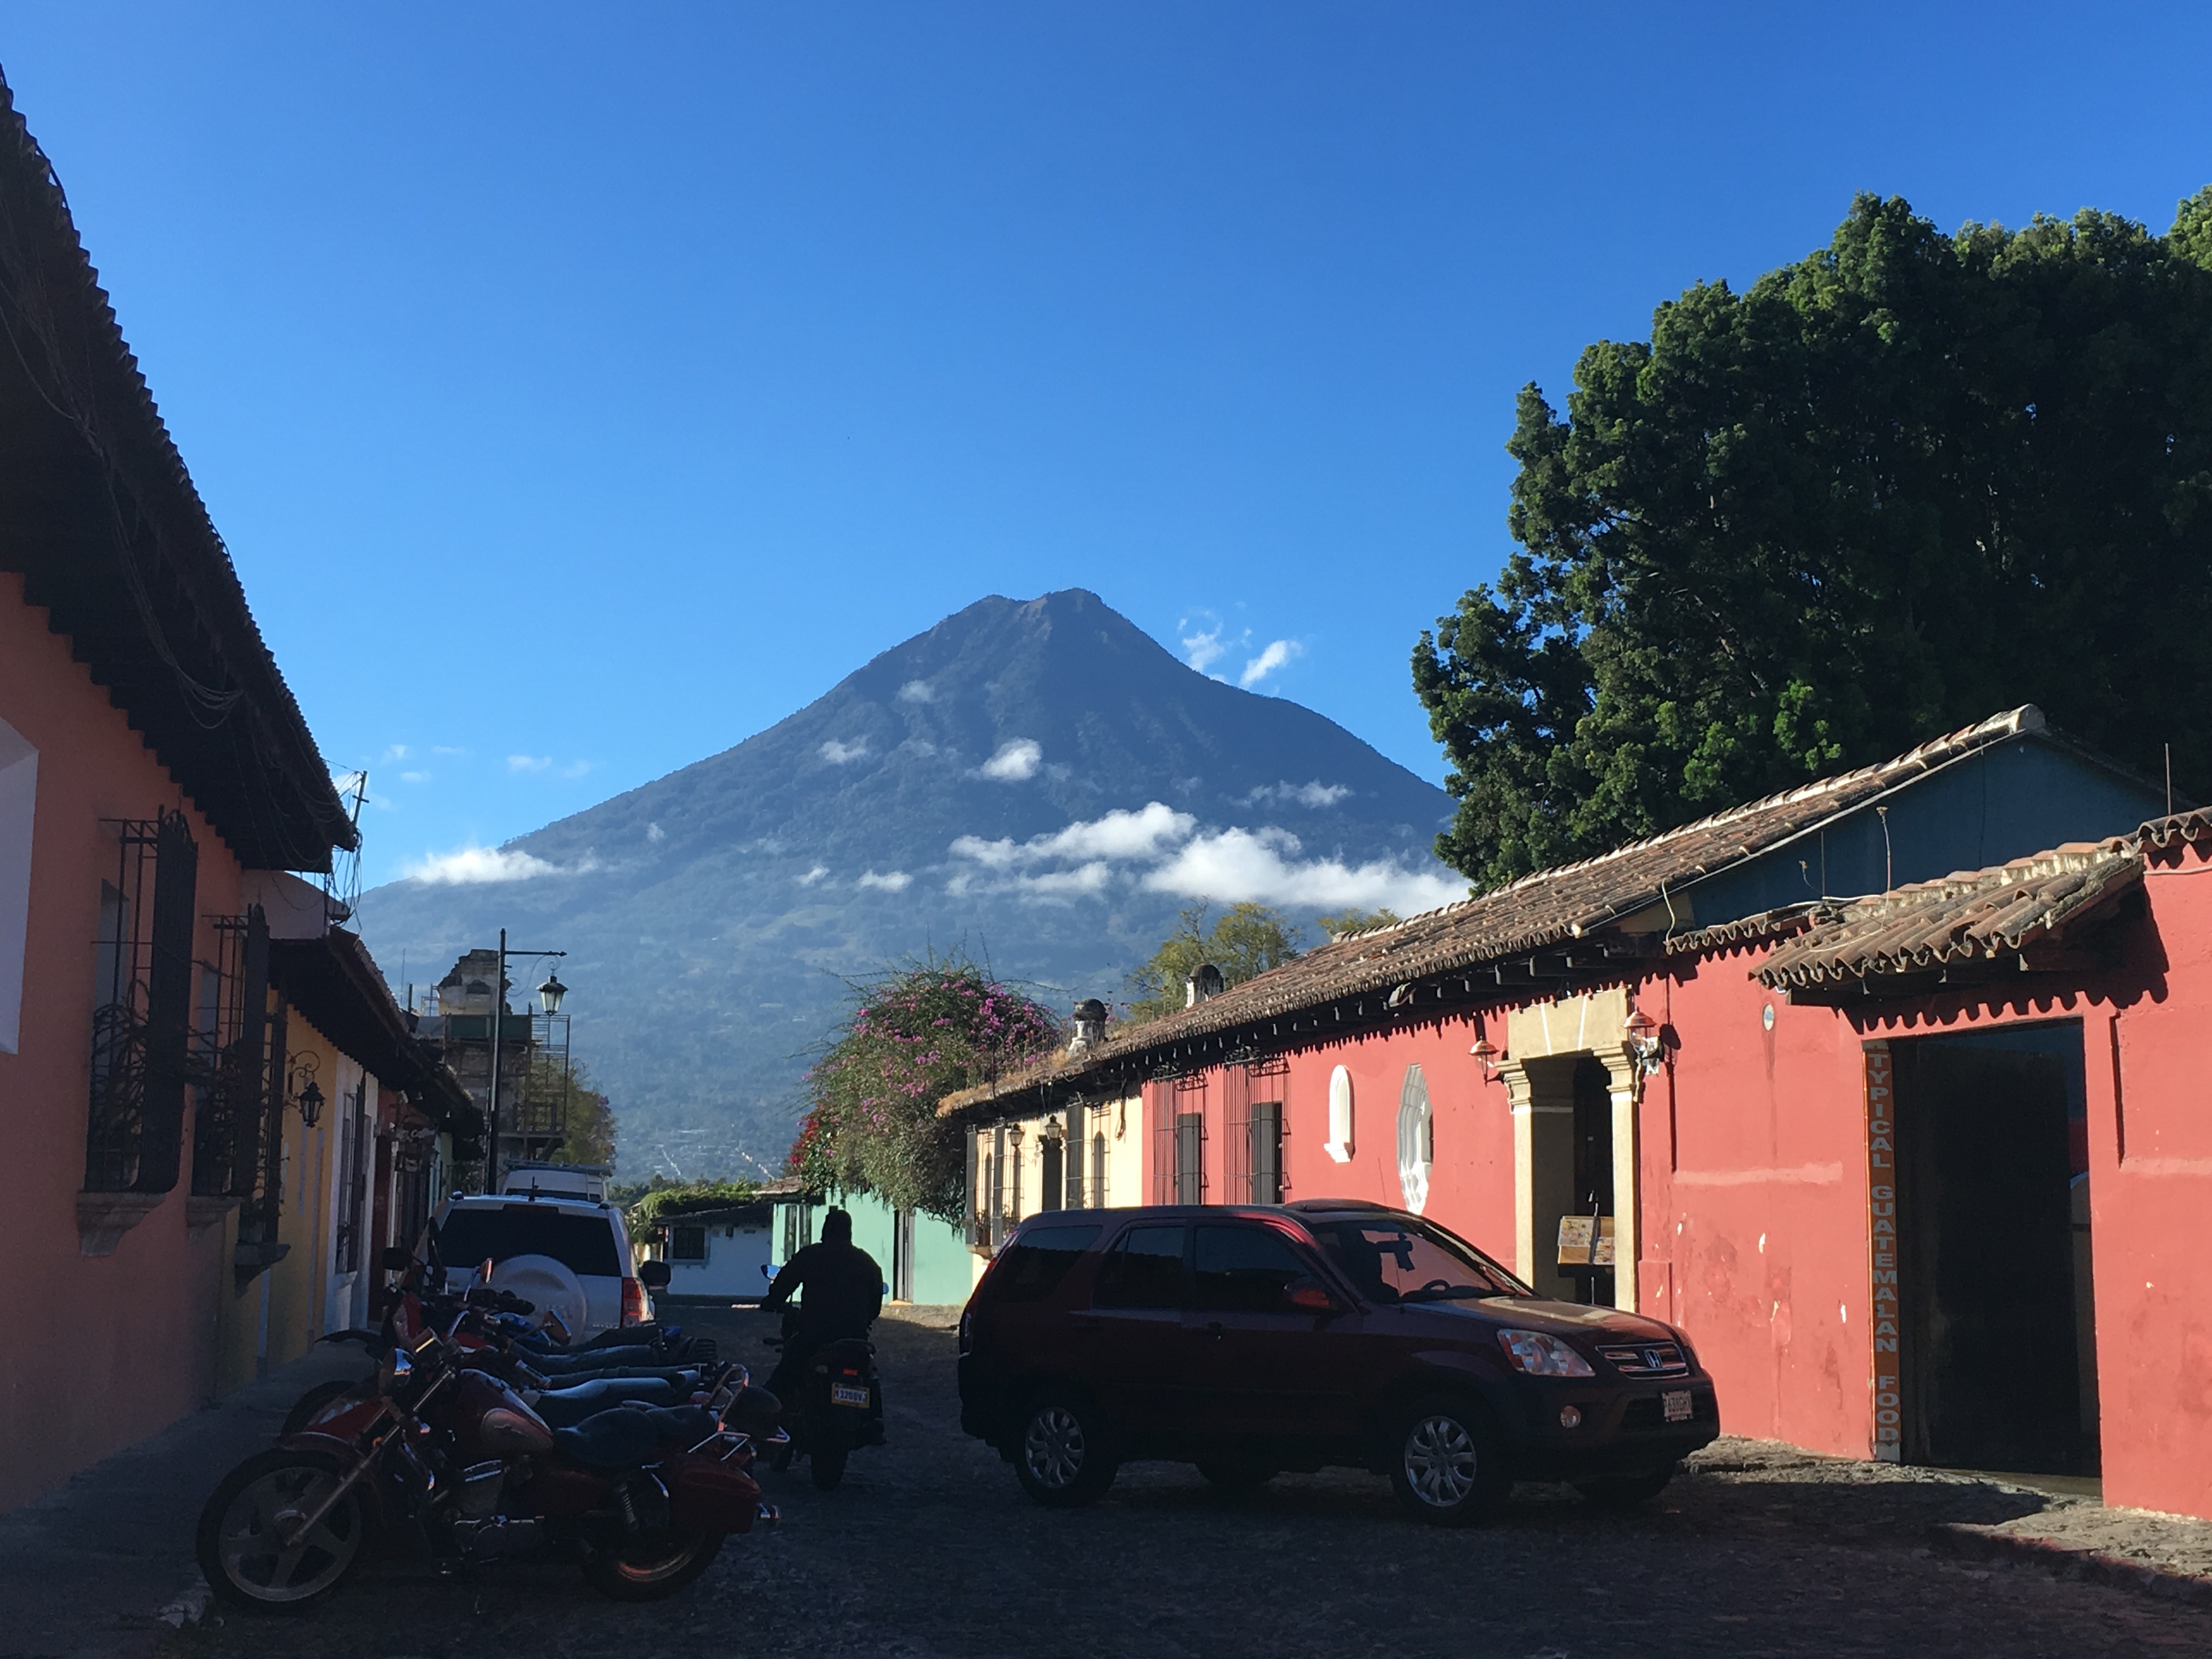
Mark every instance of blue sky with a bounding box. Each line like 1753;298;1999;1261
7;4;2212;887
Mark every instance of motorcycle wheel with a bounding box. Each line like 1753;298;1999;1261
279;1379;359;1439
197;1449;370;1612
580;1530;725;1601
810;1443;848;1491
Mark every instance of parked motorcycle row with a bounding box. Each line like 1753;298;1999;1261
195;1245;809;1611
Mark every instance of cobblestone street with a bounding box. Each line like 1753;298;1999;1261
150;1306;2212;1659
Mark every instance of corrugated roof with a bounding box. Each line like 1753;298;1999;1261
943;707;2051;1116
1756;840;2142;991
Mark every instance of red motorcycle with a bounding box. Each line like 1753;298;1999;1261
196;1288;781;1610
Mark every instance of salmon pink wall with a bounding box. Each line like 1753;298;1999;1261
0;575;249;1509
1646;951;1877;1459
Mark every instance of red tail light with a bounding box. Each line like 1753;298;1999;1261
620;1276;647;1325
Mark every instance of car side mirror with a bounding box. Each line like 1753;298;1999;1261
1285;1280;1336;1314
637;1259;673;1290
380;1245;412;1273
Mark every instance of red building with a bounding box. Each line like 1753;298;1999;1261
951;708;2212;1518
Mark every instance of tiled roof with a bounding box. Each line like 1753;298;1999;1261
1755;840;2142;991
0;73;354;868
942;707;2051;1116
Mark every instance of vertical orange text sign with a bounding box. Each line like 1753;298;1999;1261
1865;1042;1901;1462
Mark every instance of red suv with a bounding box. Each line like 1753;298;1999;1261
957;1200;1718;1525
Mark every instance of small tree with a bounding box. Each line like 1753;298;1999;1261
1124;902;1305;1023
523;1055;618;1169
792;957;1062;1223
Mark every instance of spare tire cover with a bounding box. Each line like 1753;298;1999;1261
490;1253;588;1338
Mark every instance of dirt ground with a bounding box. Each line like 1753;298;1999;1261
166;1305;2212;1659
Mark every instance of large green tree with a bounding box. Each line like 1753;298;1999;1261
1415;189;2212;889
790;958;1062;1222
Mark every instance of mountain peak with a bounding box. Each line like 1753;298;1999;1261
362;591;1455;1177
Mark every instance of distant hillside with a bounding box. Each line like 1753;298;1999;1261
356;590;1457;1178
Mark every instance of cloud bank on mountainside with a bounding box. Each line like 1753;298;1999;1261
947;800;1464;913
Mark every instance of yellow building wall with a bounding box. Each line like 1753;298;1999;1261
967;1090;1144;1289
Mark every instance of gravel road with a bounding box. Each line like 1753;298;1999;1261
167;1305;2212;1659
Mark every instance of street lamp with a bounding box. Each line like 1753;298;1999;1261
537;970;567;1015
485;928;567;1191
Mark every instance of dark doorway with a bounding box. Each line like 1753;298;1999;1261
1894;1023;2096;1477
1568;1056;1615;1306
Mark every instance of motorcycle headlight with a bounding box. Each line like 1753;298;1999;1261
1497;1329;1595;1378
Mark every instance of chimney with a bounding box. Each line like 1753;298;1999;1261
1184;963;1224;1007
1069;998;1108;1054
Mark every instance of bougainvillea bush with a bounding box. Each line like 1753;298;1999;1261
791;959;1061;1222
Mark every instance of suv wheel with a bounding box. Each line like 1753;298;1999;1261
1012;1392;1118;1508
1387;1395;1508;1527
1575;1464;1676;1508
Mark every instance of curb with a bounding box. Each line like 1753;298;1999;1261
1929;1521;2212;1608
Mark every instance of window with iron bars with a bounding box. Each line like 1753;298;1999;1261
1224;1056;1290;1205
189;906;284;1249
1151;1073;1209;1204
332;1077;369;1276
85;812;197;1195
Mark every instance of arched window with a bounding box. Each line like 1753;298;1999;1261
1325;1065;1355;1164
1397;1064;1432;1215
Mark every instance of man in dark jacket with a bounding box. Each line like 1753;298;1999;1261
761;1208;884;1427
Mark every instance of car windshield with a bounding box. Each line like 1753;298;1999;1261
1312;1216;1530;1304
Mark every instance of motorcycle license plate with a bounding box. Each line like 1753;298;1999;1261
1662;1390;1692;1424
831;1383;871;1409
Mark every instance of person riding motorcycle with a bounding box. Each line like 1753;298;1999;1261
760;1207;884;1428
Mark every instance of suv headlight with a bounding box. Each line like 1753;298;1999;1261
1497;1329;1595;1377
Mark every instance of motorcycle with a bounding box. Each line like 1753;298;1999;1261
198;1284;784;1610
280;1247;709;1439
763;1307;884;1492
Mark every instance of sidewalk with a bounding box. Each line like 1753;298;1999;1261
1690;1438;2212;1607
0;1345;371;1659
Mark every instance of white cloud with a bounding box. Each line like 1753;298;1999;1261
1182;623;1232;675
399;770;431;785
1239;638;1305;689
403;845;564;885
560;760;591;780
508;754;552;774
896;680;935;704
432;744;469;758
944;798;1463;912
646;822;665;844
902;738;938;757
1245;780;1351;809
979;739;1042;781
819;739;870;765
798;864;829;886
1143;827;1464;912
857;868;913;892
951;802;1197;870
381;743;411;763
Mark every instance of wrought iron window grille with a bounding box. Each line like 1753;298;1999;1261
85;812;197;1195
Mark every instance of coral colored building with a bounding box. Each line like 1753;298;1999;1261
948;709;2212;1518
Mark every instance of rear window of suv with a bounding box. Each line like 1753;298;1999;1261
991;1223;1103;1302
435;1205;624;1279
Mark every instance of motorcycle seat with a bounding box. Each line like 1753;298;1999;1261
724;1384;782;1434
552;1404;719;1472
810;1338;874;1370
531;1345;661;1375
531;1377;680;1428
